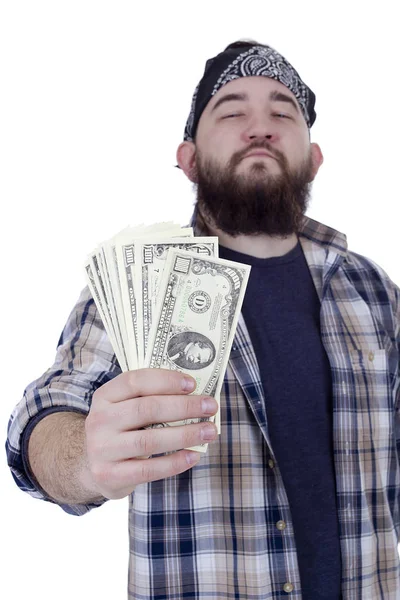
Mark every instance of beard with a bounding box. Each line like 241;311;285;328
193;141;315;237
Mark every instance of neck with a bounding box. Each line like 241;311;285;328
206;224;298;259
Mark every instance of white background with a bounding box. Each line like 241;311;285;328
1;1;399;598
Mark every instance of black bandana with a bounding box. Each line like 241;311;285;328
183;42;317;141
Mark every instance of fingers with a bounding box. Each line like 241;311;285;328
97;421;218;461
100;450;202;497
96;369;196;404
86;368;218;499
101;394;218;431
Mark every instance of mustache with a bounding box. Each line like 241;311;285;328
231;141;281;166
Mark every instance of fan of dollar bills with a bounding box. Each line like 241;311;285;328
84;222;251;450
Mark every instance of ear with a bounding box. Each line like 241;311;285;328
309;143;324;181
176;141;198;182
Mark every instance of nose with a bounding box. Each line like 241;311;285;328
242;114;279;144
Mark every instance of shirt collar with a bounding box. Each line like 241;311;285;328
298;215;348;259
190;209;349;260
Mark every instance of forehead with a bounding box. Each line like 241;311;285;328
190;342;204;350
205;75;300;112
199;345;211;354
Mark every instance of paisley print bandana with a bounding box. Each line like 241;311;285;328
183;42;317;142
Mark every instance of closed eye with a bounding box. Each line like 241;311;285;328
222;112;292;120
221;113;244;119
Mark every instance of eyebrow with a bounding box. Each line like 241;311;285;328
211;90;300;114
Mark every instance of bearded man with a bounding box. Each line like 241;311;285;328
6;40;400;600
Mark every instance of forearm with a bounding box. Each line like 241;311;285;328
28;411;105;505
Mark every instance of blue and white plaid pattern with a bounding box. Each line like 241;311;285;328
6;216;400;599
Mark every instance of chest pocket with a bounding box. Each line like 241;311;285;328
350;349;393;444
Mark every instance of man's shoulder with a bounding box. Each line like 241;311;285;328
344;251;399;324
301;215;399;306
345;248;391;274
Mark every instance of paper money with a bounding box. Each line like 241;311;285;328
135;237;219;365
97;247;130;371
85;256;128;370
85;223;188;370
144;249;250;451
115;225;193;369
101;240;131;368
84;222;250;454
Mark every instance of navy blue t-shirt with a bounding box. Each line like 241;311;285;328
219;240;342;599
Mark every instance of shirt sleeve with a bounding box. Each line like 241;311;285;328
395;283;400;464
5;286;122;516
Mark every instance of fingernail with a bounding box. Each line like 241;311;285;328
201;424;217;442
182;377;196;392
201;397;217;415
186;451;200;465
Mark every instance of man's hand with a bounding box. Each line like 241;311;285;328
84;369;218;500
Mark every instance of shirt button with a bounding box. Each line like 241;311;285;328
283;582;294;593
268;459;275;469
368;351;375;362
276;520;286;530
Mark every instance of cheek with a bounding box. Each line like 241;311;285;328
209;138;241;169
281;138;307;166
198;125;239;159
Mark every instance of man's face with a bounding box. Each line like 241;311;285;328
185;342;212;364
186;76;322;237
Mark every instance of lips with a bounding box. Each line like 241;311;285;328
243;151;275;160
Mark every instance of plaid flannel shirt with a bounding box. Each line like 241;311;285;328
6;216;400;599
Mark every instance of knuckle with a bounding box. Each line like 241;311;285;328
184;395;193;416
170;452;189;475
126;370;139;395
90;462;111;487
133;430;154;456
92;463;124;498
135;397;148;419
149;400;162;424
88;409;103;429
92;437;108;459
128;368;183;398
167;369;180;388
135;397;156;422
160;368;181;392
182;425;197;449
137;461;155;483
